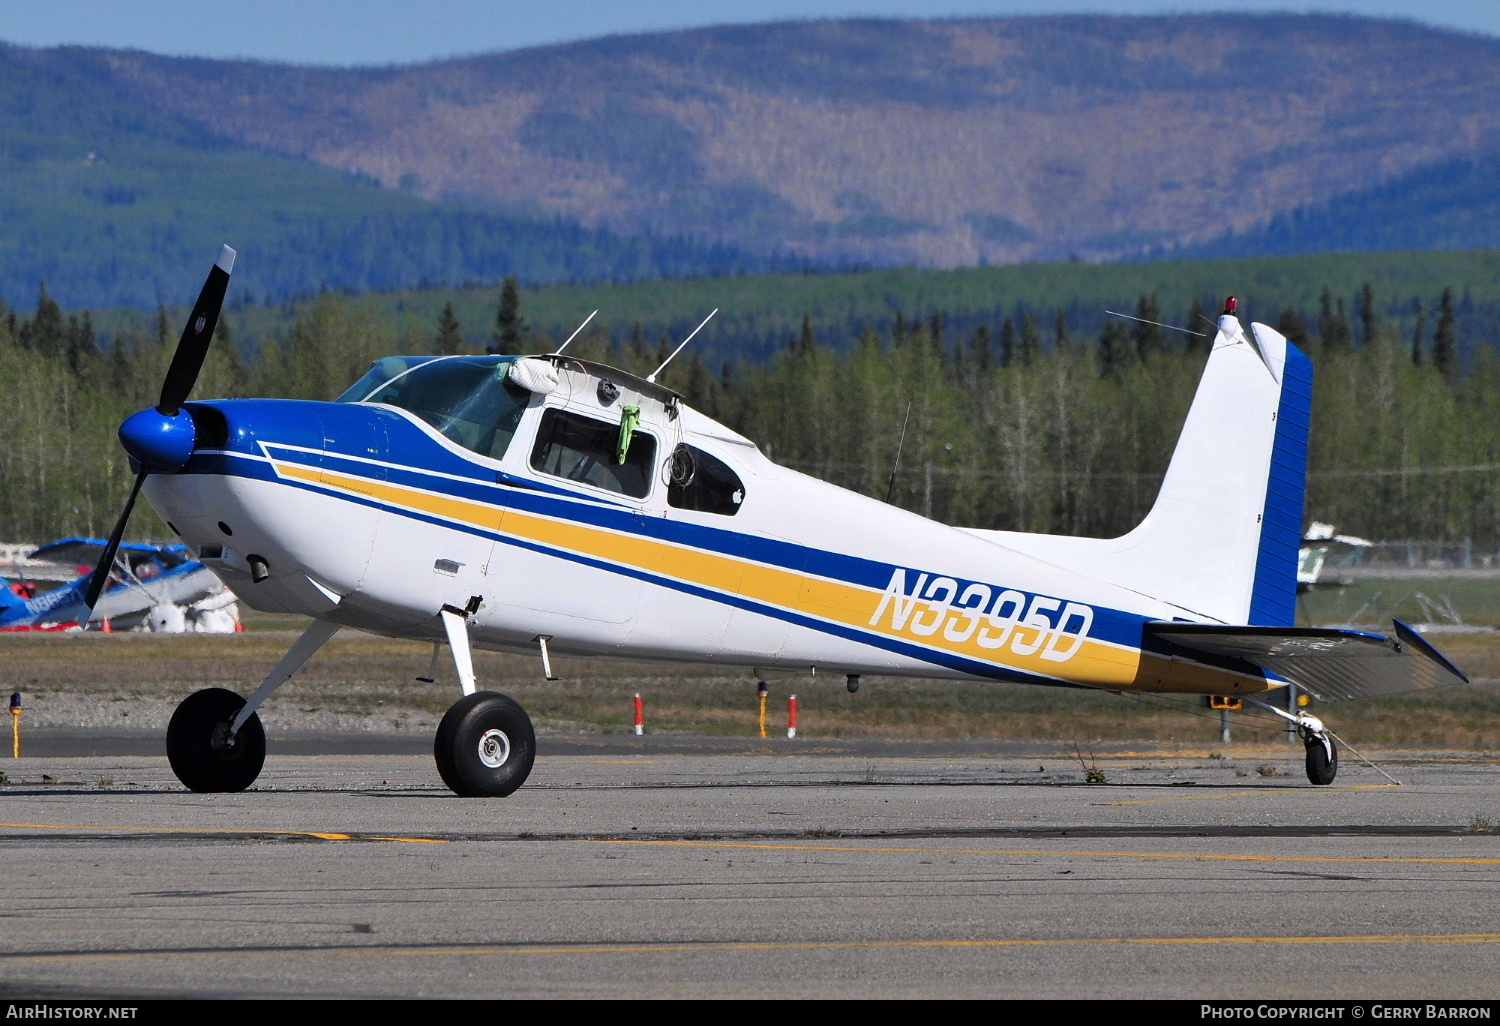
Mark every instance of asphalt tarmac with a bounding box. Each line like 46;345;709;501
1;730;1498;999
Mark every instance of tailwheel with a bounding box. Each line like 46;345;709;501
1304;733;1338;785
166;687;266;793
434;691;536;797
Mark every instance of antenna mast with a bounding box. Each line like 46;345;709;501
883;400;913;505
552;309;599;355
647;309;718;383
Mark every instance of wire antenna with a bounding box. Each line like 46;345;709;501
884;400;913;505
551;309;599;356
647;309;718;383
1105;310;1207;337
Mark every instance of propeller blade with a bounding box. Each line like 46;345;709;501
82;466;150;618
157;245;236;416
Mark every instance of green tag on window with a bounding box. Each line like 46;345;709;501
616;405;641;464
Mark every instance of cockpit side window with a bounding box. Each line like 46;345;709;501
667;444;745;516
531;409;656;499
359;357;530;460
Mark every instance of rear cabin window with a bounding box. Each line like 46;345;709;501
667;444;745;516
531;409;656;499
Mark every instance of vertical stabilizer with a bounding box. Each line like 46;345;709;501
1247;322;1312;625
968;312;1313;625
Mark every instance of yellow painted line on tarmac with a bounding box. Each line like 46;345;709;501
590;838;1500;866
1102;784;1398;805
12;932;1500;965
0;821;447;845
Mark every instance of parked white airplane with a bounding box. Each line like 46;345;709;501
1298;522;1374;592
2;539;238;633
89;249;1468;795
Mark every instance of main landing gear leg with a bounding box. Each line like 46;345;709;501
433;602;535;797
1247;696;1338;785
166;618;342;793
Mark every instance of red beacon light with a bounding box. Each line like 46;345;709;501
1223;295;1238;316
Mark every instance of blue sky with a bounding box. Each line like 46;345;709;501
2;1;1497;66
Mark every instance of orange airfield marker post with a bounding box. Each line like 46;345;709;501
787;694;798;739
633;693;644;736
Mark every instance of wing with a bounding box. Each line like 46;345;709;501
28;538;109;568
1145;619;1468;702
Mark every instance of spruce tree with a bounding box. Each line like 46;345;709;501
1053;308;1070;355
435;302;463;355
1276;305;1309;347
489;276;526;355
1357;282;1378;346
1433;288;1457;381
1098;319;1130;380
971;324;994;376
798;313;816;355
1132;292;1164;360
1018;311;1040;365
21;284;64;352
1318;286;1352;352
64;311;99;377
1186;298;1212;355
998;318;1016;368
629;322;647;371
1410;299;1425;367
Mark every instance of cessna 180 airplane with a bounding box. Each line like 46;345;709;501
86;246;1469;796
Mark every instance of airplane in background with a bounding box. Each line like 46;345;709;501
83;248;1469;796
1298;522;1374;593
2;538;238;632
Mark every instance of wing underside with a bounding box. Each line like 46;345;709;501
1145;619;1469;702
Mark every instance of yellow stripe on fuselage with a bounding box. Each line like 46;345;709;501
272;459;1270;695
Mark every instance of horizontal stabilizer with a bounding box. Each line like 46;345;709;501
1146;619;1469;702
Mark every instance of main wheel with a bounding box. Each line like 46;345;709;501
1305;736;1338;785
166;687;266;793
434;691;536;797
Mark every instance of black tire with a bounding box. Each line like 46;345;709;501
166;687;266;793
433;691;536;797
1305;736;1338;785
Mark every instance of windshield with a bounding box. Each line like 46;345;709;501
335;356;440;403
350;356;532;461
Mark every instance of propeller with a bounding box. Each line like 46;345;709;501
81;245;236;624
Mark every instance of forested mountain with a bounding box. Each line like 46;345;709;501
6;14;1500;309
1187;154;1500;258
0;44;799;311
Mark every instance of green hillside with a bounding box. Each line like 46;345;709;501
96;248;1500;367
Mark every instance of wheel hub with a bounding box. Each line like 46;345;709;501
210;720;239;755
477;728;511;768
